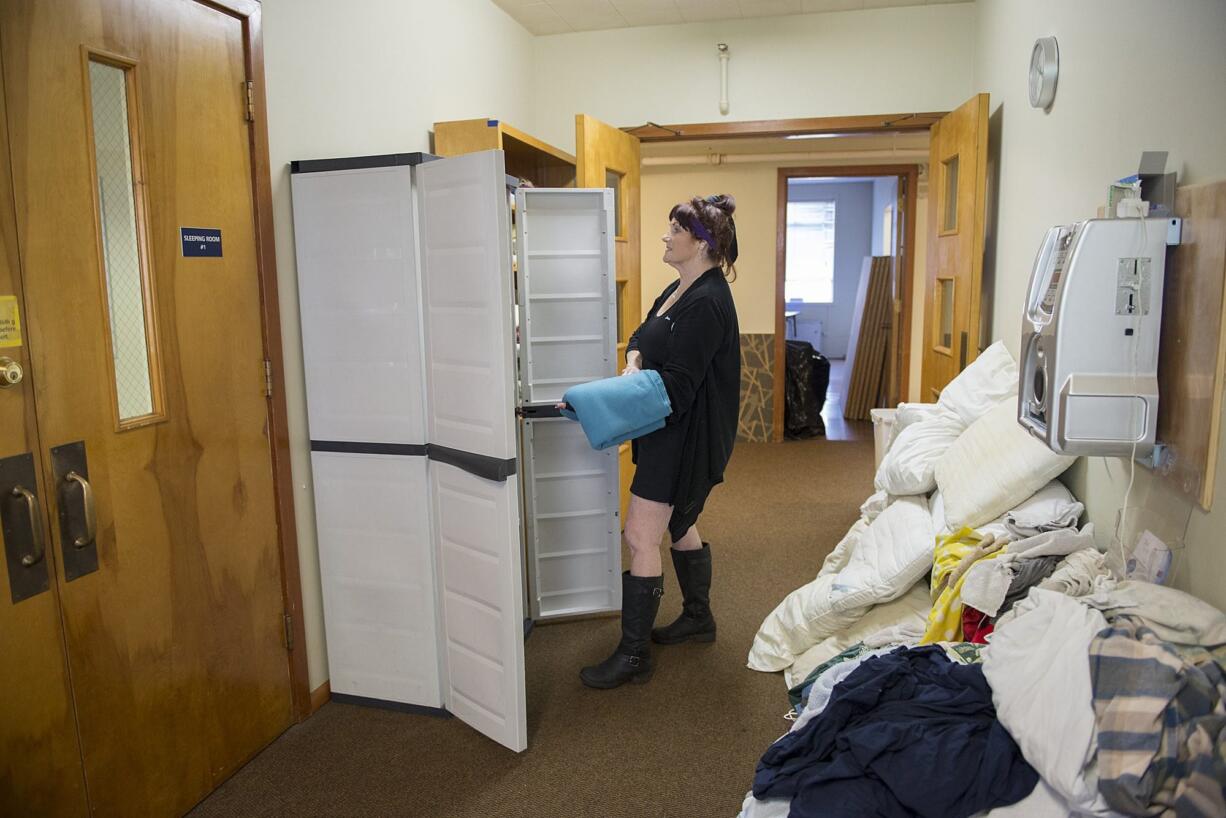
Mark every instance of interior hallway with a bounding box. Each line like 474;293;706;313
191;435;876;817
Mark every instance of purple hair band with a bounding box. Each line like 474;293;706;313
686;217;716;248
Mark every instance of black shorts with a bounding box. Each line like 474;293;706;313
630;424;709;543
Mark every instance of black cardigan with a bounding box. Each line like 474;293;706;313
627;267;741;514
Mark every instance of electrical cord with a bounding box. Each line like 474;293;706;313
1114;214;1146;577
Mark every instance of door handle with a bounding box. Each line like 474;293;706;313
11;484;45;567
63;471;96;548
0;356;23;387
959;331;968;370
50;441;99;581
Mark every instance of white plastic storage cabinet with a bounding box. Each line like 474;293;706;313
290;150;618;752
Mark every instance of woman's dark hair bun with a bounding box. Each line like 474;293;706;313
705;194;736;216
668;193;739;280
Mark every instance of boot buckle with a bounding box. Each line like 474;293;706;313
652;587;664;598
627;655;641;667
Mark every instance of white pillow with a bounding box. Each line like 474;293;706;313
936;340;1019;428
935;399;1075;529
894;402;947;432
873;407;963;496
1006;479;1083;530
976;479;1083;540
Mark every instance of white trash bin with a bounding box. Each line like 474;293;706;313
870;408;898;470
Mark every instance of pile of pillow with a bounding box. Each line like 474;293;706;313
875;340;1075;528
748;341;1082;674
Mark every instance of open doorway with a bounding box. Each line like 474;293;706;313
635;119;929;444
777;167;918;441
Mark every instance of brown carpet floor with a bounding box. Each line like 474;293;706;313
190;432;875;818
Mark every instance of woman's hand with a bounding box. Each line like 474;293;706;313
621;351;643;376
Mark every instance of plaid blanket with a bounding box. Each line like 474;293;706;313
1090;615;1226;816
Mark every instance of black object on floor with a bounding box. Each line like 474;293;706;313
784;340;829;439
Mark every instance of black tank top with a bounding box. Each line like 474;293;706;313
635;310;675;371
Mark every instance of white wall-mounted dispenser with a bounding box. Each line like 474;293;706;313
1018;217;1176;457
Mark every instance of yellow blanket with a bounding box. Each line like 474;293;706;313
920;527;1005;644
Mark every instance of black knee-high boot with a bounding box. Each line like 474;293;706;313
579;572;663;689
651;543;716;645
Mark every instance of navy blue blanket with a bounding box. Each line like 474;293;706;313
754;646;1037;818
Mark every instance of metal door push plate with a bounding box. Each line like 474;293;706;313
0;451;50;603
51;441;99;582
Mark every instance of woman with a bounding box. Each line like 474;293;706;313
580;194;741;689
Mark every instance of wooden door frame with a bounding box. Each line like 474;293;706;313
773;165;919;442
630;112;938;443
204;0;310;721
625;112;945;142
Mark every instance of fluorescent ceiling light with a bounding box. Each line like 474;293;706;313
784;132;870;140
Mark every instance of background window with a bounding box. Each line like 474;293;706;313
785;200;836;303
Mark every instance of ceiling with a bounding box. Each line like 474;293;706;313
493;0;972;36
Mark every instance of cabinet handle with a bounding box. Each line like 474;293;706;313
12;485;45;567
64;471;96;548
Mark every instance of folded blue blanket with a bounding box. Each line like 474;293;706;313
559;369;673;450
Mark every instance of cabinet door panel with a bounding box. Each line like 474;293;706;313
430;460;526;752
291;165;426;445
418;151;517;461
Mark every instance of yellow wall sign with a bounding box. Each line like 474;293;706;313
0;295;23;347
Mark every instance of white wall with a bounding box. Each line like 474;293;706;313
788;180;874;357
531;4;977;153
262;0;534;691
973;0;1226;610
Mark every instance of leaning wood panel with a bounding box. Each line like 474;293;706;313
1152;180;1226;510
863;257;894;413
846;257;893;420
859;257;894;416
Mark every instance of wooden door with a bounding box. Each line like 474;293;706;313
921;94;990;400
0;75;90;818
1;1;293;814
576;114;640;518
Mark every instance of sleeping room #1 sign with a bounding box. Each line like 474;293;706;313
181;227;222;257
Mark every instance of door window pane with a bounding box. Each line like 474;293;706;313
937;278;955;349
942;156;959;232
88;59;160;424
